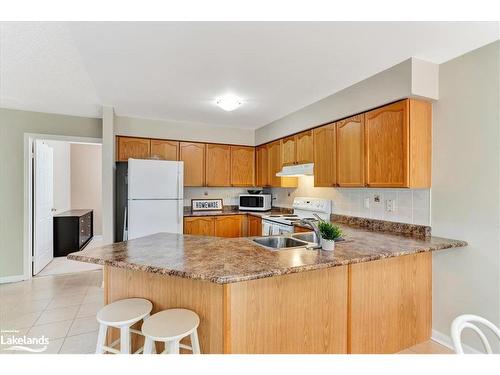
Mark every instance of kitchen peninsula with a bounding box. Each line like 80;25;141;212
68;222;466;354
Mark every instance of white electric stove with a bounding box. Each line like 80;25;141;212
261;197;332;236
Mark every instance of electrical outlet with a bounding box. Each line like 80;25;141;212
385;199;396;212
363;197;370;209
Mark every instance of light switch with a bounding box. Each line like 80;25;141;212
363;198;370;209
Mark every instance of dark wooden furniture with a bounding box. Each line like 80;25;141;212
53;209;93;257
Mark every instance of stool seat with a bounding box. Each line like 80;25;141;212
97;298;152;326
142;308;200;341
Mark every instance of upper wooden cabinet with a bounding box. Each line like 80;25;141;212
180;142;205;187
150;140;179;161
281;136;296;166
365;99;431;188
117;137;150;161
231;146;255;187
313;123;336;187
206;144;231;187
337;115;365;187
281;131;314;166
256;145;269;187
295;130;314;164
267;140;298;188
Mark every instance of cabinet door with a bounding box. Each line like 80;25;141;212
295;130;314;164
183;217;215;236
365;100;408;187
179;142;206;187
206;144;231;186
116;137;150;161
231;146;255;187
267;140;283;187
337;115;365;187
281;136;296;166
256;145;269;187
313;123;336;187
150;140;179;161
214;215;242;238
247;215;262;237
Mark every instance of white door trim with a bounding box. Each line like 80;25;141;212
22;133;102;282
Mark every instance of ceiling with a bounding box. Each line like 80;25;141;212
1;22;499;129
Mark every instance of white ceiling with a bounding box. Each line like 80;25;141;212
1;22;499;128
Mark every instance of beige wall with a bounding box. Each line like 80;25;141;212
255;58;438;144
0;108;101;279
70;143;103;235
432;41;500;352
115;115;255;146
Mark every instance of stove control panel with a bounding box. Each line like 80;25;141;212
292;197;332;214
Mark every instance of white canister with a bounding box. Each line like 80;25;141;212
321;238;335;251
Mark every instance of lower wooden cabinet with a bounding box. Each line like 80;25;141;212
247;215;262;236
184;215;243;238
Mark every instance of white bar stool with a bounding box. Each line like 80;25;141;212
95;298;153;354
141;308;201;354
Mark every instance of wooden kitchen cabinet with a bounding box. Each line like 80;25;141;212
180;142;206;186
337;115;365;187
281;131;313;166
313;123;336;187
183;217;215;236
247;215;262;236
116;136;151;161
295;130;314;164
365;99;431;188
230;146;255;187
267;140;297;188
206;144;231;187
150;140;179;161
281;136;296;166
256;145;269;187
214;215;243;238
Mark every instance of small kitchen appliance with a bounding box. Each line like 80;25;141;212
239;193;272;211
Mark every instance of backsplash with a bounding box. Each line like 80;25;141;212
271;176;431;226
184;187;251;207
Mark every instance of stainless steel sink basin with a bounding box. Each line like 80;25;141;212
252;236;309;250
291;232;319;244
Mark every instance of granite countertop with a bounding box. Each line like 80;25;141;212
68;223;467;284
183;206;288;218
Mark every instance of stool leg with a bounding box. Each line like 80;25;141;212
95;323;107;354
190;330;201;354
167;340;180;354
143;337;154;354
120;326;131;354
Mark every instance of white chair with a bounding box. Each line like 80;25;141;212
451;314;500;354
141;308;201;354
95;298;153;354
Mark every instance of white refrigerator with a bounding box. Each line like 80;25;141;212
127;159;184;240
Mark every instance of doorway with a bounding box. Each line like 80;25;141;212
25;134;102;278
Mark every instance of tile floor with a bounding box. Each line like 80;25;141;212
0;270;103;354
0;269;455;354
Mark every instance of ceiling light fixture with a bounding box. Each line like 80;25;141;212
215;94;243;111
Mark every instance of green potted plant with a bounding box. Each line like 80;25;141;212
318;221;342;251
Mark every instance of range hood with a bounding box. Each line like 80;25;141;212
276;163;314;177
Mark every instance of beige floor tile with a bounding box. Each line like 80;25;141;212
59;331;98;354
76;302;103;319
68;316;99;337
0;328;30;353
82;291;104;305
41;338;65;354
0;311;42;330
1;298;52;316
27;320;73;340
408;340;454;354
35;306;79;325
47;293;86;309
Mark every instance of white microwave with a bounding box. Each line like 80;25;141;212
239;194;272;211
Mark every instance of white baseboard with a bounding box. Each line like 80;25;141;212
432;329;482;354
0;274;28;284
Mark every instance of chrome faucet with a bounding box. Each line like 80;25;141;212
298;218;321;248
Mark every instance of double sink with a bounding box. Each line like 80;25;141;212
252;232;320;251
